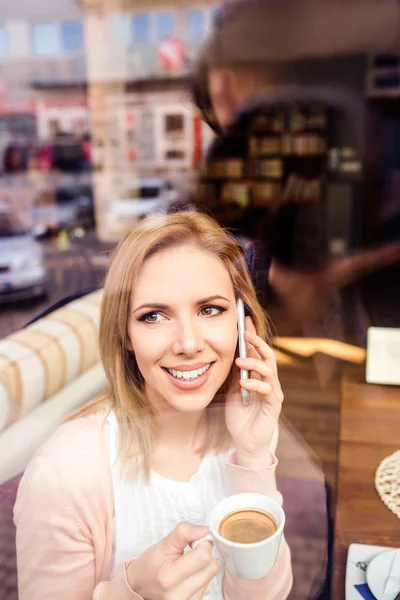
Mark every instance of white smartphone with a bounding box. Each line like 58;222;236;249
236;298;249;406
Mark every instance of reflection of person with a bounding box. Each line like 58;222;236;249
191;5;400;326
15;210;292;599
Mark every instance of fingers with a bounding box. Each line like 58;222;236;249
243;317;261;361
236;356;272;380
166;522;209;554
239;377;284;405
178;557;219;599
243;330;278;373
176;541;214;583
245;315;257;335
235;353;284;405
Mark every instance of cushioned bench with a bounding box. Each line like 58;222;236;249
0;290;107;485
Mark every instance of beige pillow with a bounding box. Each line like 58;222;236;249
0;289;103;432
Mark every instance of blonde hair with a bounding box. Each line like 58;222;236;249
71;210;271;479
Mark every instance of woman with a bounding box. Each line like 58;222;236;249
14;210;292;599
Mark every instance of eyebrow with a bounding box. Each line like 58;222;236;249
132;295;231;315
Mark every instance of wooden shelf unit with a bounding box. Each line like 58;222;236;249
197;103;329;211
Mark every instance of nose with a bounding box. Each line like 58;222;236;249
172;317;205;356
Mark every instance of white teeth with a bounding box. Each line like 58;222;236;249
166;363;212;381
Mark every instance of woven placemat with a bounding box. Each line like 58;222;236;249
375;450;400;519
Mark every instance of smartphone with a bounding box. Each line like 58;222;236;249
236;298;249;406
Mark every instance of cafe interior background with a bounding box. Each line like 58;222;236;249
0;0;399;598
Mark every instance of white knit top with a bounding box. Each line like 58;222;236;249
107;410;231;599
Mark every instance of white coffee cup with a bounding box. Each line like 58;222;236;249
192;493;285;580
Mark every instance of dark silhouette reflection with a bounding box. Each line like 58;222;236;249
191;0;400;332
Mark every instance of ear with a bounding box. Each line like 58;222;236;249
126;337;133;352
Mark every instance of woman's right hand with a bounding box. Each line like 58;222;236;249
126;522;219;600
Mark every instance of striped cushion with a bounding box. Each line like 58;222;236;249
0;289;103;432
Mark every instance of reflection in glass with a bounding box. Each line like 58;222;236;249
132;13;151;44
61;21;83;53
0;26;7;61
32;22;59;57
157;13;174;40
188;10;205;41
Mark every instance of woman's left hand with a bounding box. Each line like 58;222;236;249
225;316;284;466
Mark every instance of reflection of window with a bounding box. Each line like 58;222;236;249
165;114;184;135
157;13;174;40
0;27;7;60
33;23;59;56
110;15;131;45
133;13;150;43
166;149;185;160
164;114;186;161
61;21;82;52
188;10;205;41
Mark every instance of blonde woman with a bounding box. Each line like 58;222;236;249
14;210;292;600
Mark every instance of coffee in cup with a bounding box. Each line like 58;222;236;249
191;493;285;580
219;508;277;544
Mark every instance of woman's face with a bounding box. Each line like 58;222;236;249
128;244;238;413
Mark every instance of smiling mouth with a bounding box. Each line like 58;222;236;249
164;362;213;382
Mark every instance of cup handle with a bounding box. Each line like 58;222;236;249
191;533;214;551
190;534;222;562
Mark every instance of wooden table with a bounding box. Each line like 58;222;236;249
332;371;400;598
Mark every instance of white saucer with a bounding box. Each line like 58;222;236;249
366;549;400;600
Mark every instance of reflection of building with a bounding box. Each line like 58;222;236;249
78;0;218;240
0;0;88;140
104;92;196;172
81;0;219;169
0;0;217;168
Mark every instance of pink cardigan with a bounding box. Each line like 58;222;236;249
14;412;292;599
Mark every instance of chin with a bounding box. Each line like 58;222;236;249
166;391;215;413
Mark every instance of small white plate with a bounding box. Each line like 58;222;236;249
366;549;400;600
346;544;396;600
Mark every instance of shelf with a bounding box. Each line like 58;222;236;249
251;153;282;159
289;127;327;134
327;172;362;183
250;153;327;159
253;199;282;207
199;102;330;220
199;176;249;182
252;176;282;182
283;153;327;159
250;133;282;139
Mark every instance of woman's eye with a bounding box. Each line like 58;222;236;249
140;312;163;323
201;305;225;317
